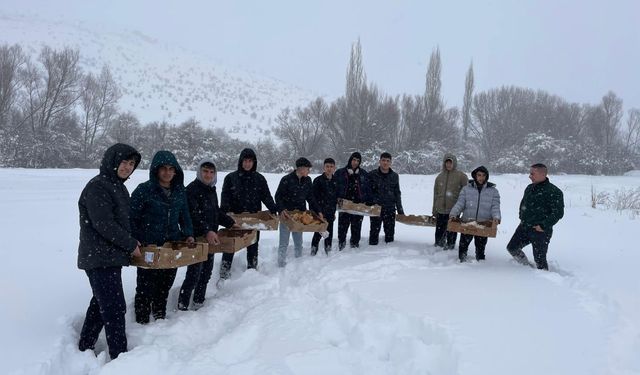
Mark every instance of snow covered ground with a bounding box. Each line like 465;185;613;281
1;168;639;375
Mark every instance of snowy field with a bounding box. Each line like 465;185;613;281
1;168;639;375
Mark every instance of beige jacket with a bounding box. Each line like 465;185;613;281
432;153;468;215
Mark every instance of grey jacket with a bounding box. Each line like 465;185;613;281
449;181;501;222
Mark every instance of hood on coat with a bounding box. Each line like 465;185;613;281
196;157;217;187
99;143;141;182
346;152;362;169
149;150;184;188
237;148;257;172
441;153;458;171
471;165;489;182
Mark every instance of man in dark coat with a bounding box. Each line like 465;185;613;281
311;158;338;255
77;143;141;359
507;163;564;270
335;152;370;249
275;157;321;267
368;152;404;245
218;148;277;281
130;150;194;324
178;159;236;311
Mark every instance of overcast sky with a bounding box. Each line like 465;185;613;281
4;0;640;109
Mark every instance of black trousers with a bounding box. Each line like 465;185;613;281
78;266;127;359
179;253;214;307
435;213;458;248
219;231;260;279
134;267;177;323
369;208;396;245
459;234;488;261
337;212;364;249
312;216;335;252
507;224;553;270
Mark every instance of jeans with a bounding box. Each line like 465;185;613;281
278;222;303;267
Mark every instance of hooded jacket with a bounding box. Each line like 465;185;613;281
220;148;277;214
186;159;235;237
77;143;141;270
432;153;468;215
335;152;370;204
369;166;404;214
519;177;564;230
449;166;501;223
130;151;194;246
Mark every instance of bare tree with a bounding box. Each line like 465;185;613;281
0;44;26;129
601;91;623;156
623;108;640;152
462;61;474;141
274;97;328;158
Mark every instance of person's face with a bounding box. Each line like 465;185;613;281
379;157;391;171
200;166;216;185
475;171;487;185
242;158;254;172
297;166;310;177
158;165;176;185
529;167;546;184
350;158;360;169
323;163;336;177
445;160;453;171
117;159;136;179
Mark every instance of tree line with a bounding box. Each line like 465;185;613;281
1;42;638;174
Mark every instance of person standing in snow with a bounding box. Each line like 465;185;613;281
368;152;404;245
432;153;468;249
311;158;338;255
275;157;321;267
218;148;277;283
449;166;501;262
335;152;371;249
130;150;194;324
77;143;141;359
178;159;236;311
507;163;564;270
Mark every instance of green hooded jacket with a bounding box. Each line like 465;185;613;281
432;153;468;215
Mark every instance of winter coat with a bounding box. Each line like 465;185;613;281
432;153;468;215
77;143;141;270
313;173;338;218
275;171;319;213
186;159;235;237
220;148;277;214
130;151;194;246
449;169;501;222
369;167;404;214
519;178;564;230
335;153;371;204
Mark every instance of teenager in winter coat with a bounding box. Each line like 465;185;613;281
432;153;468;249
77;143;141;359
449;166;501;262
311;158;338;255
275;157;321;267
218;148;277;281
335;152;371;249
178;159;236;311
130;150;194;324
507;163;564;270
368;152;404;245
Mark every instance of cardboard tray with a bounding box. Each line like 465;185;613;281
336;198;381;217
396;214;437;227
228;210;279;231
208;229;258;253
131;241;208;269
281;210;328;232
447;219;497;238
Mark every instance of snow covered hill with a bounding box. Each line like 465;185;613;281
1;169;639;375
0;12;317;142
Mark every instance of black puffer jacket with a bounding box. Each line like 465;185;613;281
369;167;404;214
335;153;370;204
220;148;277;214
187;159;235;237
77;143;141;270
313;173;338;218
275;171;319;213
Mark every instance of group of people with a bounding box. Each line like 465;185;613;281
76;143;564;360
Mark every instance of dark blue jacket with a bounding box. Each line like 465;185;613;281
275;171;319;213
220;148;277;214
369;167;404;214
186;167;235;237
313;173;338;218
130;151;194;246
77;143;141;270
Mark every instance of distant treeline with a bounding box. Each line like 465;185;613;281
1;41;638;174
